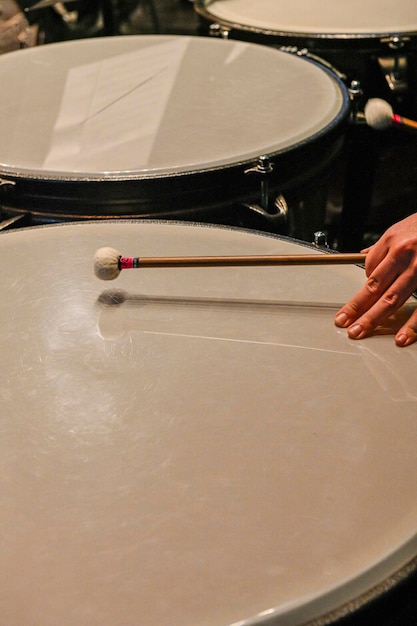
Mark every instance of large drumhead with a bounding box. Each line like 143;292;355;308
196;0;417;37
0;35;348;216
1;221;416;625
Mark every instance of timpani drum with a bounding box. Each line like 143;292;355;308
0;35;348;237
1;220;416;625
195;0;417;111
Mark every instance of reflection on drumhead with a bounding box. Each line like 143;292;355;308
0;221;416;626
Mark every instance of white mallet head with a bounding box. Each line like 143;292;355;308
364;98;393;130
94;247;121;280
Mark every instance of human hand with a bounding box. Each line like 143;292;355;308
0;0;37;53
334;212;417;346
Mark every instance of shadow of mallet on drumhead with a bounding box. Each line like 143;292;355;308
96;288;342;343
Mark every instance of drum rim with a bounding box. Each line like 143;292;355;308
302;553;417;626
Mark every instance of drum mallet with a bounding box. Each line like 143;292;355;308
94;247;366;281
364;98;417;132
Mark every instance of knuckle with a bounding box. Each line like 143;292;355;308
382;290;400;307
347;301;361;316
366;276;380;294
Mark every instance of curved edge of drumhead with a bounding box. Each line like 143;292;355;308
0;218;338;253
296;545;417;626
305;553;417;626
237;540;417;626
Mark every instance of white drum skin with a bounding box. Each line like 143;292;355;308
0;35;348;223
0;221;416;626
196;0;417;38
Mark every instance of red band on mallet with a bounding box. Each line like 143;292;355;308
119;257;134;269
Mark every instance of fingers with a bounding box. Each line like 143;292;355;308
335;252;405;327
335;213;417;345
344;282;410;340
335;263;417;341
395;309;417;347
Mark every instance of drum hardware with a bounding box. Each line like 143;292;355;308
348;80;364;124
376;36;410;93
0;180;23;229
0;178;15;189
382;34;411;49
243;155;288;228
313;230;329;248
377;55;408;93
208;22;230;39
244;156;274;211
0;213;29;231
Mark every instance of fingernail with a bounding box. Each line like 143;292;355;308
347;324;364;339
334;312;349;327
396;333;409;347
